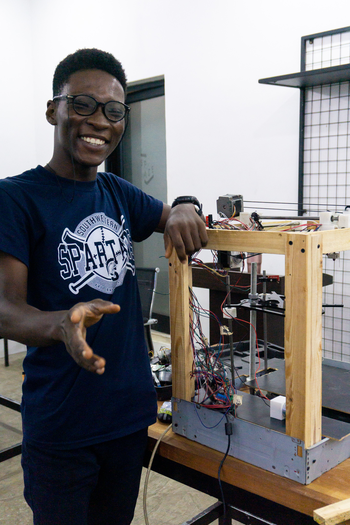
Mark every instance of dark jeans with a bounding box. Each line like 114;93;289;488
22;428;148;525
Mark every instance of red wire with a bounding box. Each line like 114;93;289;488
280;223;318;231
190;256;269;406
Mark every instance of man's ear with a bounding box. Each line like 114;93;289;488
46;100;57;125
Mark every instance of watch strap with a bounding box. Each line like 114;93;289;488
171;196;203;216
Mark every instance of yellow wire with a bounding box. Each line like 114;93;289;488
194;261;227;277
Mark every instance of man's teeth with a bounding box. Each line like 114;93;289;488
81;136;105;145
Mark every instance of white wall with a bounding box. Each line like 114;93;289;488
2;0;350;216
0;0;36;175
1;0;349;347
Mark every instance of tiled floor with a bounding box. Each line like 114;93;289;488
0;340;242;525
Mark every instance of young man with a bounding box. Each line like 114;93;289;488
0;49;208;525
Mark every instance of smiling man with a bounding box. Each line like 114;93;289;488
47;68;127;180
0;49;207;525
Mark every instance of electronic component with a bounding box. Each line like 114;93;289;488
216;194;243;218
223;306;237;319
217;250;231;269
215;195;245;269
319;209;350;230
216;251;244;270
270;396;286;420
339;212;350;228
232;394;243;406
220;325;233;336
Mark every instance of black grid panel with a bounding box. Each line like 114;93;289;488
301;28;350;362
305;31;350;71
303;81;350;362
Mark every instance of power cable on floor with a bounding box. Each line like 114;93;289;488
143;423;172;525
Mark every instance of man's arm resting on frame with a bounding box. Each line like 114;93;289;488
0;251;120;374
156;203;208;263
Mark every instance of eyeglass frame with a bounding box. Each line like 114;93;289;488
52;94;130;123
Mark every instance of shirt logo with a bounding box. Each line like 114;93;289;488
58;213;134;295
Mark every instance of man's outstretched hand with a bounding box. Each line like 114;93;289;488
61;299;120;374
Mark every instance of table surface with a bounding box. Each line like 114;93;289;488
148;417;350;520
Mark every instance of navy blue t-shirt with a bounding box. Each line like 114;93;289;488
0;165;163;448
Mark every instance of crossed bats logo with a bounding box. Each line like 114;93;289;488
57;213;135;295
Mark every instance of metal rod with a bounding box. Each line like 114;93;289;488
225;274;235;388
258;216;319;220
262;270;268;372
248;263;258;381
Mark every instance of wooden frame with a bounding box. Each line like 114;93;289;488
169;228;350;450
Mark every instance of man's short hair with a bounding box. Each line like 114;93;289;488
53;48;127;96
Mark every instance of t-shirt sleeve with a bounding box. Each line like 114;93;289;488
114;177;163;242
0;186;30;267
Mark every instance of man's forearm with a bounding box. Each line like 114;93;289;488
0;300;65;347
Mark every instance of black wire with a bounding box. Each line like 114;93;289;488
217;414;231;518
259;394;271;408
242;252;261;260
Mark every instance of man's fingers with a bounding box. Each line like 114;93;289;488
199;221;209;247
70;302;120;325
170;236;187;263
90;355;106;373
82;346;93;359
163;205;208;264
166;230;200;263
70;306;84;324
84;357;106;375
81;346;106;374
90;303;121;316
164;233;174;259
65;300;119;375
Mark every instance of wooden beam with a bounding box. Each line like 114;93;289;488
284;232;323;448
321;227;350;254
169;253;194;401
314;498;350;524
205;229;286;254
205;226;350;256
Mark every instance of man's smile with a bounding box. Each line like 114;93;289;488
81;136;106;146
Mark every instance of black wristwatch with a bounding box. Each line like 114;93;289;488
171;196;203;217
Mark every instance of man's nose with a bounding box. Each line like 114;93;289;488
86;105;109;127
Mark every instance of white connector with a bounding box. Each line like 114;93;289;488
270;395;286;420
223;306;237;319
338;213;350;228
232;394;243;406
239;212;251;226
319;211;335;231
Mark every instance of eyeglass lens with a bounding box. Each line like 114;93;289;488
73;95;126;122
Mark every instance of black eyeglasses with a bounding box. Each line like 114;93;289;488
53;94;130;123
